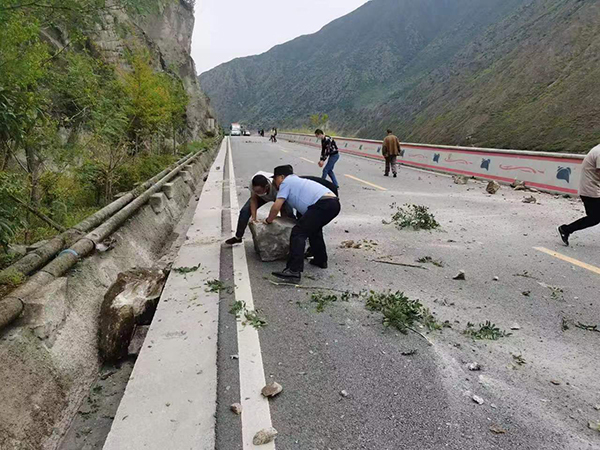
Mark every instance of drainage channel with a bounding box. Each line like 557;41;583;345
56;166;212;450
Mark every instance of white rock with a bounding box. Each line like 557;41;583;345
510;323;521;330
467;362;481;371
230;403;242;415
472;395;485;405
340;390;349;398
261;382;283;398
253;427;278;445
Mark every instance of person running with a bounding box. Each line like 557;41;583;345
558;144;600;245
266;165;341;283
316;129;339;188
382;129;401;178
225;171;293;245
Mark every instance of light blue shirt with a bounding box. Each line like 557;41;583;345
277;175;333;215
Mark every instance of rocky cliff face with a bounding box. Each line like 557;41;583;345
94;0;215;138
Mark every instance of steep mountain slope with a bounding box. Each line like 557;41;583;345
200;0;600;152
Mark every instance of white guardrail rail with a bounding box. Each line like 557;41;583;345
279;132;585;195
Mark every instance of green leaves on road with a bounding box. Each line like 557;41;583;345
464;321;511;340
385;204;440;231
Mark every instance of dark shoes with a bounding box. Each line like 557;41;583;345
225;236;242;245
384;173;389;177
393;173;397;178
304;248;313;259
309;260;328;269
272;268;301;283
558;226;570;246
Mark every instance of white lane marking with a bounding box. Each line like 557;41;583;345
227;138;276;449
534;247;600;276
280;148;289;153
299;157;315;164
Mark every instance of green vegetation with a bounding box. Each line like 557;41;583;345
387;204;440;231
205;279;233;294
364;290;442;334
416;256;444;267
464;321;511;340
0;0;217;269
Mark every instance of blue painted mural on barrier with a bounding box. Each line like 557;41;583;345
557;167;571;183
433;153;441;163
481;159;491;171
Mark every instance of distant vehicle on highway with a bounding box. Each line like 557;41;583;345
230;123;242;136
242;129;251;136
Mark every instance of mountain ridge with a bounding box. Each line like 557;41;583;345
200;0;600;153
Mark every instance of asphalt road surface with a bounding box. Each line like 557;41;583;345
215;136;600;450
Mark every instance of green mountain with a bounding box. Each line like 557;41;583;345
200;0;600;153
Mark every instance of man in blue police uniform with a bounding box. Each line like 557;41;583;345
265;165;341;283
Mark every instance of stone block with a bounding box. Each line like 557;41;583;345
149;193;166;214
162;183;175;199
98;269;166;363
180;170;193;184
249;217;297;262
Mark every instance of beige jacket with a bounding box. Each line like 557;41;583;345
382;134;401;157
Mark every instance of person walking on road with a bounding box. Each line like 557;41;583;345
558;144;600;246
316;129;340;188
225;171;293;245
266;165;341;283
382;129;401;177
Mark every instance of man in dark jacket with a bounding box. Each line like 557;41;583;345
316;129;340;188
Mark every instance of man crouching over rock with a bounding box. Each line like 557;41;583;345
266;165;341;283
225;171;293;245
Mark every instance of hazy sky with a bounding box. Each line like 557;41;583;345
192;0;370;75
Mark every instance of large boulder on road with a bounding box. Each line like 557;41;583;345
249;217;297;262
98;268;166;363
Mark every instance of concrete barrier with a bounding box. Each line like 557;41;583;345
279;132;586;195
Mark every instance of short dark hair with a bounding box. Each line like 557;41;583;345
251;174;269;188
315;129;324;135
387;129;393;134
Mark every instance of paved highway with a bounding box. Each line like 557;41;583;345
214;136;600;450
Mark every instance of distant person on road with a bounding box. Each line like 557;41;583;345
316;129;340;188
382;129;401;178
266;165;341;284
270;128;278;143
225;171;293;245
558;144;600;245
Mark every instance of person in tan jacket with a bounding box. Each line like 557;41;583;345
382;129;401;177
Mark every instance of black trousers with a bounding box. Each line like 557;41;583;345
288;198;341;272
564;196;600;234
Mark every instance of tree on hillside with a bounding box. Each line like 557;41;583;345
309;113;329;131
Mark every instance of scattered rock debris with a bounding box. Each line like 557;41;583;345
341;240;362;249
510;323;521;330
253;427;278;445
490;424;507;434
453;271;466;280
467;362;481;371
453;175;468;185
401;349;418;356
261;382;283;398
511;180;526;191
472;395;485;405
340;390;349;398
230;403;242;415
486;181;501;194
522;196;537;204
588;421;600;432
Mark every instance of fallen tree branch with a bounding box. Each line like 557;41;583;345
370;259;428;270
268;279;351;294
407;327;434;346
8;194;66;232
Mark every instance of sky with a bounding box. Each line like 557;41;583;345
192;0;370;75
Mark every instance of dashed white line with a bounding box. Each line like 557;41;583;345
227;138;276;449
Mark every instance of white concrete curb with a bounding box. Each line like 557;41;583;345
103;139;227;450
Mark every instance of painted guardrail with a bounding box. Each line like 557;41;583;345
279;132;585;195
